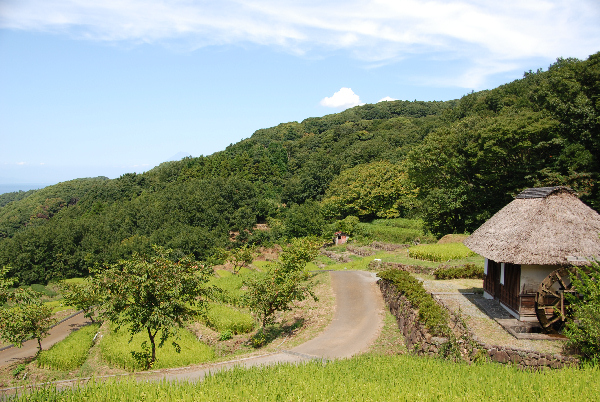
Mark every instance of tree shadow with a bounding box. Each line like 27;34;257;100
250;318;305;348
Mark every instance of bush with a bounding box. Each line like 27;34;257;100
205;303;254;334
408;243;476;262
434;264;483;280
37;324;100;371
565;260;600;360
378;269;449;337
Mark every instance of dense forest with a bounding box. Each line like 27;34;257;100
1;53;598;285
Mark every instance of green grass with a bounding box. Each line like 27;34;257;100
18;354;600;401
205;303;254;334
43;299;75;313
358;218;437;244
99;323;215;371
408;243;477;262
36;324;100;371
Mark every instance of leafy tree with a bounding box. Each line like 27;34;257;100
225;244;256;275
565;259;600;360
0;266;15;304
0;287;54;353
58;279;102;323
96;245;213;368
321;161;417;220
283;200;325;238
243;237;320;330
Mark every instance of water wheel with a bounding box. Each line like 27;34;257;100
535;267;577;333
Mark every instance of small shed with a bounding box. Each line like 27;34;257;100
464;186;600;321
333;231;349;245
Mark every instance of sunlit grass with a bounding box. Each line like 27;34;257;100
99;323;214;371
37;324;100;371
408;243;477;262
205;303;254;334
19;354;600;401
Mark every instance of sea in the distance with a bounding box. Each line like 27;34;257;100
0;183;50;195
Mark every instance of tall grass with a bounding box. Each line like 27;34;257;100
359;218;436;244
99;323;214;371
408;243;477;262
205;303;254;334
36;324;100;371
18;354;600;401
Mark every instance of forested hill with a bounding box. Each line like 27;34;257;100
1;53;599;284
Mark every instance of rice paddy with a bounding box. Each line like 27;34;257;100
408;243;477;262
36;324;100;371
14;354;600;401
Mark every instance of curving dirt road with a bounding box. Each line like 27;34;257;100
0;270;384;391
142;270;384;382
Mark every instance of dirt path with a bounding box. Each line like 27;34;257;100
138;270;384;383
0;312;92;368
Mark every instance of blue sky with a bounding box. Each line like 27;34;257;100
1;0;599;188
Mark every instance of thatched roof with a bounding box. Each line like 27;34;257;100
464;187;600;266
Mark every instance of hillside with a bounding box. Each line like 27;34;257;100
0;53;598;284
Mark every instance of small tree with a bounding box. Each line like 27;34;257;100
0;286;54;354
58;279;102;323
96;245;213;369
226;244;255;275
565;259;600;360
0;266;15;304
243;237;320;330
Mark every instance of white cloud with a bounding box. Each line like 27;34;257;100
377;96;397;102
2;0;599;88
320;88;364;109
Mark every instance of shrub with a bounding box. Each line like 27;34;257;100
205;303;254;334
565;260;600;361
37;323;100;371
30;284;57;297
378;269;449;337
408;243;476;262
434;264;484;280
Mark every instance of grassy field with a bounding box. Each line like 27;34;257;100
37;324;100;371
15;354;600;401
358;218;437;244
99;323;215;371
408;242;477;262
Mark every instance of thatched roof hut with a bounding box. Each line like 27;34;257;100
464;186;600;266
464;187;600;321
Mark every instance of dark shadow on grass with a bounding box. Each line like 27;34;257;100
250;318;305;348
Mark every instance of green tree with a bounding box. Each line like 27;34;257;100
321;161;417;220
0;266;15;304
0;287;54;353
243;238;320;330
96;245;213;369
225;244;256;275
283;200;325;238
564;259;600;360
58;279;102;323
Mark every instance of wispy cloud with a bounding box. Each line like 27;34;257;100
2;0;599;87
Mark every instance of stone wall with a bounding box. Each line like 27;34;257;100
379;279;579;369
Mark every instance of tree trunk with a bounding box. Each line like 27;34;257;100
147;327;156;368
37;337;42;354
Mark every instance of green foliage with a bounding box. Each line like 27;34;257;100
0;287;54;352
283;200;325;238
434;264;484;280
37;323;100;371
378;269;450;336
358;218;435;244
0;266;15;304
96;245;214;369
208;271;248;306
29;284;57;297
333;216;361;236
408;243;477;262
322;161;417;220
205;303;254;334
58;278;102;322
243;238;320;329
99;323;214;371
224;244;255;275
564;260;600;360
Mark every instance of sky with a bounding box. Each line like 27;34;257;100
1;0;599;189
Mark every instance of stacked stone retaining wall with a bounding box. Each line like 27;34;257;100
379;279;579;369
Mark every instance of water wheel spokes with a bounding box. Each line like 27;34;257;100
535;267;576;333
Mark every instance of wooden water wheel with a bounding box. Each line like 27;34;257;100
535;267;577;333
